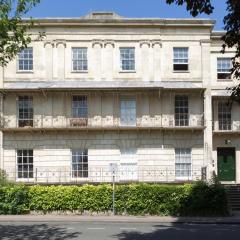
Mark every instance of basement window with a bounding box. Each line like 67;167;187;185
173;47;188;71
72;149;88;178
175;148;192;178
17;149;33;179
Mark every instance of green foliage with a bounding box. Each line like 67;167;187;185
0;185;29;214
28;185;112;213
179;181;228;216
0;0;40;66
166;0;214;17
0;169;7;186
0;183;228;216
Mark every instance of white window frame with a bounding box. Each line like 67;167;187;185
174;95;189;126
16;149;34;180
218;101;232;131
17;47;33;72
18;96;33;127
72;47;88;72
173;47;189;71
175;148;192;180
72;95;88;118
120;47;135;71
120;98;136;126
71;149;88;179
217;58;232;80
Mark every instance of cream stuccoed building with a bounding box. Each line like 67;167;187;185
0;12;238;184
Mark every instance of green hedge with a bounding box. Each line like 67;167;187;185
0;182;229;216
0;185;29;214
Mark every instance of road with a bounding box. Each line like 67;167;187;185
0;221;240;240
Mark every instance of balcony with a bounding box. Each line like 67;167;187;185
0;114;205;131
213;120;240;133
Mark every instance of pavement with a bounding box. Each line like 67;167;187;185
1;214;240;224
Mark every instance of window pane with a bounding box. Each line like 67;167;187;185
72;149;88;178
18;96;33;127
18;48;33;71
120;99;136;126
72;96;88;118
120;48;135;71
175;148;191;177
72;48;88;71
175;96;189;126
173;47;188;63
218;102;232;130
17;149;33;179
217;58;232;73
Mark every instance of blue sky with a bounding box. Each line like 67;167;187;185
26;0;227;30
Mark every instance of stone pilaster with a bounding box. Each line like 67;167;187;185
201;39;213;179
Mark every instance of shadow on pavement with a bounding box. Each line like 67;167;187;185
0;224;81;240
114;223;240;240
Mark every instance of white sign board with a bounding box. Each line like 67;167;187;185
109;163;118;174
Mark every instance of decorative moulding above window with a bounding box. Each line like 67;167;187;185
151;40;162;48
92;39;103;48
43;41;55;48
139;40;151;48
104;40;115;48
55;40;67;48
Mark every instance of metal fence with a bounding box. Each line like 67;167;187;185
3;167;207;184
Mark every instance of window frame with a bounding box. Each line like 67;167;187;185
71;47;88;72
18;96;33;127
217;58;232;80
16;149;34;180
174;95;189;127
218;101;232;131
120;47;135;72
71;95;88;118
71;149;88;179
175;148;192;180
120;98;137;126
173;47;189;71
17;47;33;72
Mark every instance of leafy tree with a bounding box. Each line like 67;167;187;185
166;0;240;101
0;0;40;67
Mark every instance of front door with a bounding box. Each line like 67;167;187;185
217;147;236;181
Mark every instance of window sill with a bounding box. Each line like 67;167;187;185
16;178;34;182
16;71;34;74
71;177;89;181
119;70;136;73
175;177;192;181
217;78;232;81
173;71;190;73
71;71;88;73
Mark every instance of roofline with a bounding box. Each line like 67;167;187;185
211;31;226;40
21;18;215;29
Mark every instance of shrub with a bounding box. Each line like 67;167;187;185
28;184;112;213
0;182;229;216
179;181;228;216
0;169;8;186
0;185;29;214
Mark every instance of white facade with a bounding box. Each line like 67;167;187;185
0;12;238;184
